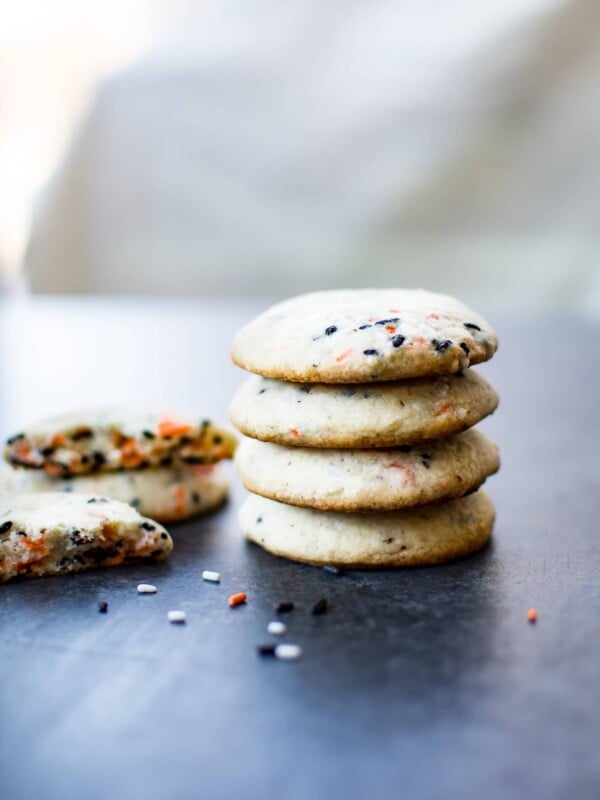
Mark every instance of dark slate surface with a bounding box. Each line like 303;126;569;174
1;298;599;800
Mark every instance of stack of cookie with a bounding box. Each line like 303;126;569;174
230;289;499;568
3;410;237;523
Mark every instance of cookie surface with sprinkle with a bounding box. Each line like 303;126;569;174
240;490;494;568
231;289;497;383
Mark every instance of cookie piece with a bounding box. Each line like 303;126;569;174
241;490;494;568
0;493;173;582
231;289;497;383
235;429;499;511
3;464;229;523
4;410;237;476
230;369;498;447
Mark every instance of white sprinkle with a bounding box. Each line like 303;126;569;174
167;610;186;624
137;583;157;594
275;643;302;661
202;570;221;583
267;621;287;636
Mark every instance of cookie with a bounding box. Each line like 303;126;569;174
231;289;497;383
240;490;494;567
4;409;237;476
235;429;499;511
230;369;498;448
0;493;173;582
2;464;229;523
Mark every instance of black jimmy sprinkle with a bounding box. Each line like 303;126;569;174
5;433;24;445
463;322;481;331
312;597;328;615
391;334;405;348
363;349;379;356
375;317;399;326
460;342;470;355
276;602;294;613
98;601;109;614
432;339;452;353
257;644;277;657
358;323;372;330
325;325;338;336
0;521;12;535
140;522;156;532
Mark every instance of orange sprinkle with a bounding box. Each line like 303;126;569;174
335;348;353;363
385;325;396;333
228;592;247;608
290;428;301;438
174;484;186;517
527;608;537;623
435;401;453;416
157;419;193;438
50;434;66;447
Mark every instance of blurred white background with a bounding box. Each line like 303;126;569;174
1;0;599;315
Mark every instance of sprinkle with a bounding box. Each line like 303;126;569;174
256;516;263;524
275;644;302;661
460;342;470;355
323;564;344;576
432;339;452;353
213;434;223;445
391;334;406;348
363;349;379;356
167;610;186;624
229;592;247;607
276;601;294;613
358;323;372;330
325;325;338;335
6;433;25;445
142;429;156;439
98;601;108;613
375;317;399;326
527;608;537;624
312;597;328;615
464;322;481;331
257;643;277;657
202;570;221;583
0;521;13;535
267;621;287;635
137;583;157;594
139;522;156;531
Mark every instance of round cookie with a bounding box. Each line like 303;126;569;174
235;429;499;511
230;369;498;448
231;289;497;383
0;493;173;582
2;464;229;523
240;490;494;568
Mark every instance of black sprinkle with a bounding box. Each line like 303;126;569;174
161;532;168;540
40;446;54;457
72;427;92;441
312;597;328;615
422;459;431;469
323;565;344;576
0;520;12;535
87;497;109;504
92;451;106;467
343;388;357;398
142;429;156;439
420;453;432;460
432;339;452;353
455;370;465;378
136;461;149;471
192;492;201;504
375;318;399;326
258;388;267;395
98;601;109;614
256;516;263;524
391;334;406;348
276;602;294;613
16;531;27;537
460;342;470;355
464;322;481;331
160;456;173;467
299;386;311;394
257;644;277;657
200;419;210;429
6;433;25;445
363;349;379;356
181;455;205;464
140;522;156;532
70;530;89;546
325;325;338;336
358;323;372;330
213;434;223;445
130;498;140;508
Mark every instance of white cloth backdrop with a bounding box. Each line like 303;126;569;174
26;0;600;316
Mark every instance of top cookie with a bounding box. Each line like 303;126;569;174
4;409;237;477
231;289;497;383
